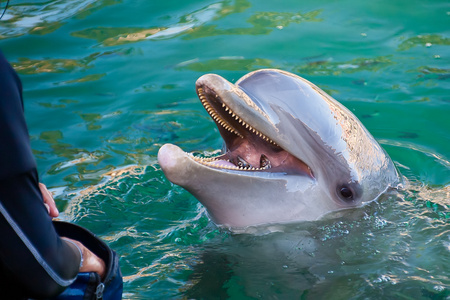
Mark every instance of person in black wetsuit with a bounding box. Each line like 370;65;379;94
0;52;106;298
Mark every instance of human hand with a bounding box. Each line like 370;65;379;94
62;237;106;280
39;183;59;218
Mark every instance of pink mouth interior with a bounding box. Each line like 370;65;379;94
196;84;313;177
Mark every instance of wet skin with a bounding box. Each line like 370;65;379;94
158;69;401;229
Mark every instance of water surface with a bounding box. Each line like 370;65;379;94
1;0;449;298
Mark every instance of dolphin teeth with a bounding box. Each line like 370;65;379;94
198;89;242;138
190;153;266;171
260;154;271;169
197;88;274;146
236;156;251;169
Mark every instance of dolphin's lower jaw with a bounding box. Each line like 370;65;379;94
158;143;329;227
158;69;400;228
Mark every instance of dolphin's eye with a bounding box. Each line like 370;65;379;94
339;186;354;201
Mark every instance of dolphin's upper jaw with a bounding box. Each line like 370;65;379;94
193;81;314;177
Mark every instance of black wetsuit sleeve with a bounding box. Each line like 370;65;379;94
0;52;81;298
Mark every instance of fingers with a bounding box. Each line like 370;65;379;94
62;238;106;280
81;247;106;279
39;183;59;218
44;203;50;214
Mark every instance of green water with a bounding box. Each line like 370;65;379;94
1;0;449;298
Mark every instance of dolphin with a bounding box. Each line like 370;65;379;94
158;69;401;228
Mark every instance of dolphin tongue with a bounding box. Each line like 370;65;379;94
213;160;236;168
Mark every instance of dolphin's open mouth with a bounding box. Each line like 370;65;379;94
158;69;401;227
192;83;314;177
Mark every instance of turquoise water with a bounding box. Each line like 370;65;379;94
1;0;449;298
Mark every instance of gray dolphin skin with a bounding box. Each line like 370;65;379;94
158;69;401;228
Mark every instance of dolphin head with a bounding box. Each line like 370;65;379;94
158;69;400;228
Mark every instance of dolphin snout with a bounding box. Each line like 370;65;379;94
158;144;191;186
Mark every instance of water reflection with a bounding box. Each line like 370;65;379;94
71;0;236;46
12;57;88;74
38;99;75;109
63;164;146;220
72;27;164;46
78;112;103;130
0;0;104;38
398;34;450;51
63;73;106;84
295;56;395;76
415;66;450;86
40;130;113;187
177;55;395;75
11;49;130;74
184;9;322;39
403;184;450;218
70;0;322;46
177;56;272;71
